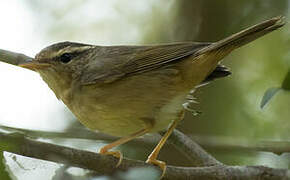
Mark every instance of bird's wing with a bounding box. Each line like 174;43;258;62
80;42;210;85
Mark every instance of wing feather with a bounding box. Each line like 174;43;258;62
81;42;210;85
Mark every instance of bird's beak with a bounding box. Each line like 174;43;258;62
19;61;51;71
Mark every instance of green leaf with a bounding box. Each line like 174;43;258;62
0;151;13;180
281;70;290;91
260;87;281;109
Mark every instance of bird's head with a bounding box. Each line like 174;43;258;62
19;41;95;101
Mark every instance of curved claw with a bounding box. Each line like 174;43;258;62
99;149;123;167
146;158;166;178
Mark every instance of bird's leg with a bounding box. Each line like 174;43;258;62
99;126;151;167
146;110;184;176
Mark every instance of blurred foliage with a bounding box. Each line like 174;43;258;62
260;69;290;108
282;69;290;90
102;167;160;180
52;166;93;180
51;166;159;180
0;133;24;180
0;151;12;180
68;167;158;180
260;87;282;109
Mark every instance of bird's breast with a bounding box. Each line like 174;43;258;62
68;68;188;137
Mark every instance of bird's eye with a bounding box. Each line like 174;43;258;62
60;53;72;63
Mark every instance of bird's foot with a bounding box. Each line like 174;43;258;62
146;158;166;178
99;149;123;167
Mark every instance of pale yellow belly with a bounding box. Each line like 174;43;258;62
72;94;186;137
69;68;188;137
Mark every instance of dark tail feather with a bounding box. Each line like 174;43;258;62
198;65;231;87
204;65;231;82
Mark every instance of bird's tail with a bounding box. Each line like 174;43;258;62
196;16;285;55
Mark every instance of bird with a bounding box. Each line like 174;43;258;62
19;16;284;175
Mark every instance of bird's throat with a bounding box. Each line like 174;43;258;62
38;69;73;104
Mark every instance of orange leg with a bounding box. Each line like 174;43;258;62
99;127;151;167
146;111;184;177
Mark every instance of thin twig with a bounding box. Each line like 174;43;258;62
0;49;33;65
160;129;222;166
190;135;290;155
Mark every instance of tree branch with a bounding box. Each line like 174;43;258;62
1;125;220;167
0;49;33;65
0;131;289;180
1;125;289;156
160;129;222;166
190;135;290;155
